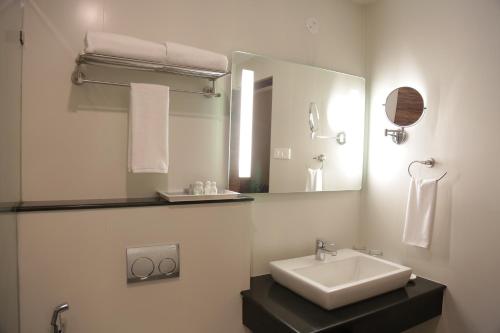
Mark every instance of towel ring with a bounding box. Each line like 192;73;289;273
408;158;447;181
313;154;326;170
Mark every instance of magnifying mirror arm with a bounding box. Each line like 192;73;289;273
384;128;407;144
313;131;347;145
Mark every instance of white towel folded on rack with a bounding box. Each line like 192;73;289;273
128;83;169;174
306;168;323;192
85;31;168;63
164;42;228;72
402;177;438;248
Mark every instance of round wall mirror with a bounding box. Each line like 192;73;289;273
385;87;425;127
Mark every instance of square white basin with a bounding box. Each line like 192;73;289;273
270;249;412;310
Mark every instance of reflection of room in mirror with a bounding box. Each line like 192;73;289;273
309;102;320;138
229;75;273;193
229;52;365;194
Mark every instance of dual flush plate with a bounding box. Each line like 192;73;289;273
126;244;180;283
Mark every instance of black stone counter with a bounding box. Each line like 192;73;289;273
0;202;18;213
241;274;446;333
0;195;253;213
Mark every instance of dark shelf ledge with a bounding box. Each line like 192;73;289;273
241;274;446;333
0;195;253;213
0;202;18;213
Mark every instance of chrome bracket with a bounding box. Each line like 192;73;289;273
312;154;326;169
203;79;220;98
336;131;346;145
313;153;326;163
385;128;407;144
71;69;86;85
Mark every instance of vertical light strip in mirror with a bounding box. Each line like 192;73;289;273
238;69;255;178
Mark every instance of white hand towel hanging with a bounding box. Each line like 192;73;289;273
306;168;323;192
128;83;169;174
402;177;438;248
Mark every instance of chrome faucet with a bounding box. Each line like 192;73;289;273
315;239;337;261
51;303;69;333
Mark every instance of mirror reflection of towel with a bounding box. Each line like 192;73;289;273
306;168;323;192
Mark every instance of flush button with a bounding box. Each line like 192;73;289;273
126;243;180;283
131;257;155;279
158;258;177;275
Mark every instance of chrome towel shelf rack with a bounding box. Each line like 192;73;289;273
71;53;230;97
408;158;447;181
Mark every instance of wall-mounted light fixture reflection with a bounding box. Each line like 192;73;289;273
238;69;254;178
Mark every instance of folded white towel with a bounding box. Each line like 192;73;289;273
306;168;323;192
402;177;438;248
85;31;168;63
128;83;169;173
164;41;228;72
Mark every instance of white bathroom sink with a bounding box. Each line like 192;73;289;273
269;249;412;310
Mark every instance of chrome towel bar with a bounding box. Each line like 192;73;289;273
72;70;220;97
77;53;228;79
72;52;230;98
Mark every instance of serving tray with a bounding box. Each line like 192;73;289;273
158;190;241;202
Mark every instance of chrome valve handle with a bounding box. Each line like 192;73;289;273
51;303;69;333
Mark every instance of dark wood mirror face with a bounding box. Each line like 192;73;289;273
385;87;424;127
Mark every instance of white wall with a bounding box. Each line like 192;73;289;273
17;204;251;333
21;0;366;200
0;1;22;331
0;213;19;333
363;0;500;332
17;1;367;332
251;192;361;275
0;0;22;202
20;0;366;274
17;0;500;331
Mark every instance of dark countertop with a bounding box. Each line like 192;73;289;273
0;195;253;213
0;202;18;213
241;274;446;333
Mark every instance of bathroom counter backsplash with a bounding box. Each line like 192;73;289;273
0;195;253;213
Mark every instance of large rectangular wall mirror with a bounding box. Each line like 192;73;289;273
228;52;365;193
